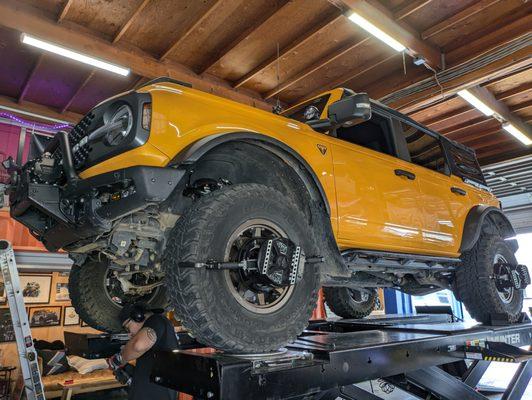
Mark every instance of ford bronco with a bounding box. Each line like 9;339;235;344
3;78;529;353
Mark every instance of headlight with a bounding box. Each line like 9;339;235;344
104;105;133;146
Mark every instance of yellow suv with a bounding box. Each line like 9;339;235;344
5;78;529;353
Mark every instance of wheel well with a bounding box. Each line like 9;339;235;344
184;141;321;221
460;206;517;253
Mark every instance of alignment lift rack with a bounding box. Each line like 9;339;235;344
153;313;532;400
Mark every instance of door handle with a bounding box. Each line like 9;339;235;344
451;187;467;196
394;169;416;180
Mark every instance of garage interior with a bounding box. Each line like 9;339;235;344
0;0;530;399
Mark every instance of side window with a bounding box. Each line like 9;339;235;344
447;144;486;184
400;121;447;174
335;113;395;156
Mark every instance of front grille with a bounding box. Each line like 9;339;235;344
54;112;95;170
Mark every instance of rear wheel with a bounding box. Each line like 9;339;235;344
164;184;320;353
323;287;377;319
69;259;167;332
455;231;523;324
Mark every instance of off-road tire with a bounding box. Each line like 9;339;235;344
455;231;523;324
323;287;377;318
164;183;320;353
69;260;167;332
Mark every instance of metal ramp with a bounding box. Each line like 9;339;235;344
0;240;45;400
152;314;532;400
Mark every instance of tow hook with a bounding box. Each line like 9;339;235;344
178;238;323;286
494;263;530;291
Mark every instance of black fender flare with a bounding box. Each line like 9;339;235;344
460;205;517;253
171;132;331;215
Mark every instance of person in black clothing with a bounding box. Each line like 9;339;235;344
107;302;178;400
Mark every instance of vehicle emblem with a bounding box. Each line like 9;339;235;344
317;144;327;155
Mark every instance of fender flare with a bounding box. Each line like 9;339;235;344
171;132;331;215
460;205;517;253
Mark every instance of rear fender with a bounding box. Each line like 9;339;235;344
460;206;518;253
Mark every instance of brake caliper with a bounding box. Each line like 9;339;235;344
494;263;530;291
257;238;304;286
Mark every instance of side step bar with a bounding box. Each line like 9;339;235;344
342;249;460;272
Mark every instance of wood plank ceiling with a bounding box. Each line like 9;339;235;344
0;0;530;165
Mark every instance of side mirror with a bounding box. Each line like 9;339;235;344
327;93;371;125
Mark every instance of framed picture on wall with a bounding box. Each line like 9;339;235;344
20;275;52;304
63;306;80;326
0;309;16;342
29;306;61;328
55;283;70;301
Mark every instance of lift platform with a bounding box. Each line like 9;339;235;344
152;314;532;400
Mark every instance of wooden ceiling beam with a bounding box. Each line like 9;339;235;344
60;70;95;113
160;0;222;61
199;0;290;74
394;0;434;20
57;0;74;23
233;11;343;89
264;37;370;100
337;0;442;69
0;2;273;110
467;85;531;140
18;54;44;103
112;0;150;44
0;94;82;124
422;0;502;40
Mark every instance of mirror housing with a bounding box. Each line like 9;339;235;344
327;93;371;125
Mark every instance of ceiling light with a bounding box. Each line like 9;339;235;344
457;90;495;117
21;34;130;76
348;12;406;52
502;123;532;146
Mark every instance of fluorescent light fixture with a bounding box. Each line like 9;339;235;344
457;89;495;116
348;12;406;52
502;123;532;146
21;33;130;76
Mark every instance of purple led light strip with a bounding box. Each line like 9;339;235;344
0;111;72;131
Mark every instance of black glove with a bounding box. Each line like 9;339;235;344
114;363;135;386
107;352;125;371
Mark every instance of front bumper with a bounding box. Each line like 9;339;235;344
10;166;185;251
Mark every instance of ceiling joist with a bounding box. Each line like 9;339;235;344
60;69;95;113
57;0;73;23
233;11;343;89
112;0;151;44
160;0;222;61
422;0;502;40
18;54;44;103
394;0;435;20
264;36;370;100
199;0;291;74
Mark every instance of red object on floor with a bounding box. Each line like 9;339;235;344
311;288;326;320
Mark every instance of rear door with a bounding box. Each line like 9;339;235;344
331;110;425;253
396;120;465;255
